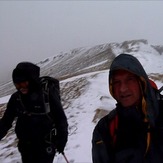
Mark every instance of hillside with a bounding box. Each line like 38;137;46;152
0;39;163;98
0;39;163;162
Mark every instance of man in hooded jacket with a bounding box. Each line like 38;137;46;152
0;62;68;163
92;54;163;163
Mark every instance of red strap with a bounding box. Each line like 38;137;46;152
109;115;118;145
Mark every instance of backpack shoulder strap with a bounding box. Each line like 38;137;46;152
158;86;163;100
40;76;59;90
40;77;51;113
40;76;60;113
96;109;118;151
107;109;118;146
159;86;163;93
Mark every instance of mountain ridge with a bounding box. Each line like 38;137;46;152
0;39;163;162
0;39;162;98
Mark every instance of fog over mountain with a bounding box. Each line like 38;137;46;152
0;39;163;162
0;39;163;98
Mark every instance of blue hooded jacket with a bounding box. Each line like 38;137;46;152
92;54;162;163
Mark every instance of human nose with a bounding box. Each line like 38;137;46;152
119;82;128;92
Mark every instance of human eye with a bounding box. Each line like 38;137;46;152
127;76;137;82
112;80;120;87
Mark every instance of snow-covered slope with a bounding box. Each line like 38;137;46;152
0;39;163;162
1;39;163;98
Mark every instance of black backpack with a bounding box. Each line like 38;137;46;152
17;76;61;116
15;76;61;146
39;76;61;149
151;85;163;126
40;76;61;114
149;79;163;106
156;86;163;100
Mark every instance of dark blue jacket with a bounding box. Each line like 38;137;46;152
92;54;163;163
0;62;68;153
92;105;163;163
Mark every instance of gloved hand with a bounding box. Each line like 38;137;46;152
56;139;66;153
55;132;68;153
55;126;68;153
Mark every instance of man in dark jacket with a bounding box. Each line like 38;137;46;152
0;62;68;163
92;54;163;163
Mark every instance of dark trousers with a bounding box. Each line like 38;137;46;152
18;141;55;163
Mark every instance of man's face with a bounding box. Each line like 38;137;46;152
112;70;142;107
14;81;29;94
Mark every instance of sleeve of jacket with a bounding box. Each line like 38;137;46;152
0;94;17;140
49;85;68;153
92;117;112;163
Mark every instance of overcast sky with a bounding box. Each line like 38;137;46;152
0;1;163;83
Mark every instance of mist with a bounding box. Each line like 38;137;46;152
1;1;163;84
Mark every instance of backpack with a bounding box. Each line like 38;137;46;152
40;76;60;114
149;79;163;109
17;76;60;116
39;76;61;150
149;79;163;100
152;84;163;126
156;86;163;101
16;76;61;145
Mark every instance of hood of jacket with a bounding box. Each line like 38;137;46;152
12;62;40;93
12;62;40;83
109;54;159;127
